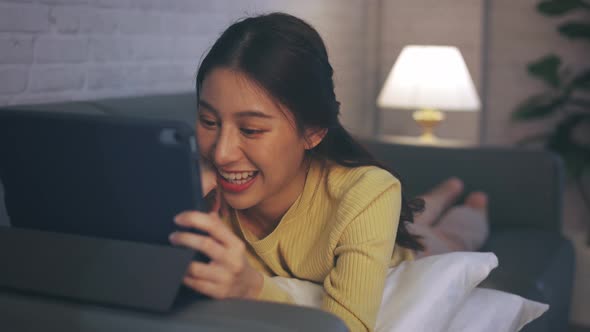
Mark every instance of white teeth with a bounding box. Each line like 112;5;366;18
219;170;257;184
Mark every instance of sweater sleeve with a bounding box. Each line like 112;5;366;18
321;184;400;332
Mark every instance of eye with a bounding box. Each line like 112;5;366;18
240;128;264;137
199;116;218;129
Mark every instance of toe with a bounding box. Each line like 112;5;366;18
465;192;487;210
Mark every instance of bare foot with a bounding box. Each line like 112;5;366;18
415;177;464;226
430;191;489;252
464;191;488;211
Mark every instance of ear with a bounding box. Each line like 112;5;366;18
303;127;328;150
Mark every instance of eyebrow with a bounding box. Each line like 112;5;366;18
198;100;274;119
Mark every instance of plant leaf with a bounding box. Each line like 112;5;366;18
570;69;590;90
546;114;590;178
527;54;562;88
515;133;552;146
558;22;590;40
512;93;567;121
538;0;584;15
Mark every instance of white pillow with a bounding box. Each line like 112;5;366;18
447;288;549;332
375;252;497;332
273;252;547;332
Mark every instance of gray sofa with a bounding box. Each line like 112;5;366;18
361;140;574;332
0;93;574;332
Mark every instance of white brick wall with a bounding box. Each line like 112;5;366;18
29;65;85;92
35;36;88;63
0;3;50;32
0;0;372;135
0;36;34;63
3;0;583;143
0;66;27;93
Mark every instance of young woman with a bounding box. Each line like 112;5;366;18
169;12;486;331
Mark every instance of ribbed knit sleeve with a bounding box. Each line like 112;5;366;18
322;180;400;332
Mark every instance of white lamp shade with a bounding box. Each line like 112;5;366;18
377;45;481;111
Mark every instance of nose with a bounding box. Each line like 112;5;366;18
212;127;242;167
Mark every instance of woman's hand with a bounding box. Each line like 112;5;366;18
200;158;217;197
170;191;263;300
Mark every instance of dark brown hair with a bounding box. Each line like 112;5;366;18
196;12;423;250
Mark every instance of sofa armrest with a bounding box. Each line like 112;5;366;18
361;140;565;232
0;292;349;332
480;229;574;332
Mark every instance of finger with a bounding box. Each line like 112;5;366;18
169;232;226;261
208;185;230;219
200;159;217;196
183;276;226;299
204;189;217;213
174;211;239;247
174;210;208;227
185;261;231;283
210;185;222;215
216;189;230;219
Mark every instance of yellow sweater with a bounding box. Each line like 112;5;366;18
225;159;414;332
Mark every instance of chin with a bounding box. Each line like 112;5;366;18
222;194;258;211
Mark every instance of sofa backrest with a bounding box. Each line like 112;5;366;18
2;93;564;232
5;92;197;126
361;140;564;232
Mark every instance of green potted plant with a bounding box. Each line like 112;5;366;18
512;0;590;244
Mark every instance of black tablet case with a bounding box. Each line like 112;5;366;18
0;110;205;311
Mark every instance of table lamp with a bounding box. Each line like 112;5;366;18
377;45;480;142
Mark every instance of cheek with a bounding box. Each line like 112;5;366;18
196;130;216;159
253;136;306;169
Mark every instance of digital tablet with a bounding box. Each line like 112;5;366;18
0;109;205;246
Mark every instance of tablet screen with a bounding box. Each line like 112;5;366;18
0;110;205;246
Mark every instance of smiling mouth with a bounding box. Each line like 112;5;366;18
217;170;258;194
218;170;258;185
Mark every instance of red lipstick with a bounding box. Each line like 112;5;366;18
217;172;257;193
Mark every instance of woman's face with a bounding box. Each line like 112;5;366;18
196;68;311;214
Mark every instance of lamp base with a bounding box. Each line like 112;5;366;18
412;108;445;143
